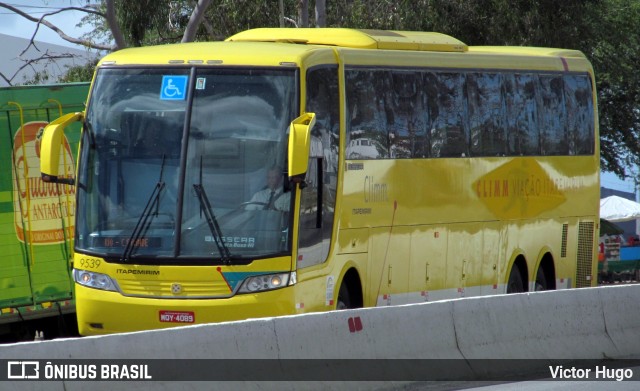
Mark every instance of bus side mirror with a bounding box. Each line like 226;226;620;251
41;112;84;185
288;112;316;184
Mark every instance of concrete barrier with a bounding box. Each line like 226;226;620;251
1;284;639;390
454;287;615;359
599;284;640;357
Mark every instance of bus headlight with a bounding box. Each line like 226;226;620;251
238;272;295;293
73;269;119;292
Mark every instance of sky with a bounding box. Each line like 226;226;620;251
602;171;637;194
0;0;95;49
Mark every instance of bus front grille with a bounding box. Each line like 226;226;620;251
116;280;234;298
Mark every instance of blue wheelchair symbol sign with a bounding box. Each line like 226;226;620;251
160;75;188;100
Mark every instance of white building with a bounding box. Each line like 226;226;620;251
0;33;97;87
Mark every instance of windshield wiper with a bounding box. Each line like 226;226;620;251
121;155;166;262
192;184;232;264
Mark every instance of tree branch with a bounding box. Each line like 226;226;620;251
0;72;12;86
0;2;116;51
105;0;127;50
182;0;213;43
284;17;298;27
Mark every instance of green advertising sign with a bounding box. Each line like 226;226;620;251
0;83;88;328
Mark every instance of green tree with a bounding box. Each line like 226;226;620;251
59;59;100;83
588;0;640;178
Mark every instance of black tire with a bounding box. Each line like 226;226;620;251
534;267;548;291
507;265;525;293
336;283;351;310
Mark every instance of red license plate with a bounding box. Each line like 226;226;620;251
159;310;195;323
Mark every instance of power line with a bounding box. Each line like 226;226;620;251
0;5;62;16
0;11;56;15
6;3;68;10
0;4;86;16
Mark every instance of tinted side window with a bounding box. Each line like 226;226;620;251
346;69;391;159
345;67;594;160
539;75;567;155
564;75;594;155
388;71;425;158
467;73;506;156
431;72;468;158
504;73;539;155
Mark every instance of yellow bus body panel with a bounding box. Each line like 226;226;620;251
227;28;468;52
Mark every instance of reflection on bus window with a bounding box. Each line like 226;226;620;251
345;68;594;160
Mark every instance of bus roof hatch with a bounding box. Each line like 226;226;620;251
226;28;468;53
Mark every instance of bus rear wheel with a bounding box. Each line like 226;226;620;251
507;265;525;293
535;267;548;291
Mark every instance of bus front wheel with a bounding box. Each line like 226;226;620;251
336;283;352;310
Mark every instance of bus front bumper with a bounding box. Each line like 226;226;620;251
75;283;296;336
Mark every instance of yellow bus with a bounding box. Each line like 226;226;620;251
40;28;599;336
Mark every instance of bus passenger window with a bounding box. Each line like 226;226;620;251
467;73;506;157
431;72;467;158
389;71;424;159
505;74;539;156
345;69;390;159
539;75;567;155
563;75;594;155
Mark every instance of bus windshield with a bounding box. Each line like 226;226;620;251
76;67;298;262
